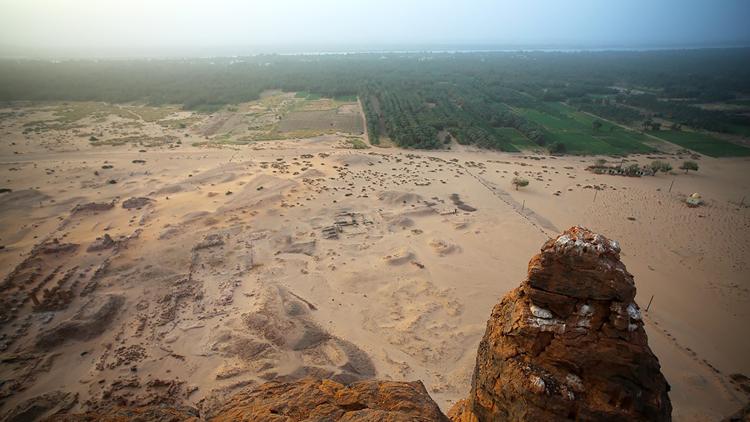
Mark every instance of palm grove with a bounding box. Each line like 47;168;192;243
1;49;749;153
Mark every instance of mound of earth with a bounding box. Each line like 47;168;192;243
383;248;415;265
429;239;461;256
122;197;152;209
297;168;326;179
86;234;115;252
0;189;50;213
3;391;77;422
378;190;424;205
71;201;114;214
219;174;297;212
36;294;124;349
386;215;415;230
334;154;378;167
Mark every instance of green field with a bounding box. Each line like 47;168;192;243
650;130;750;157
494;127;537;150
727;124;750;138
516;103;655;155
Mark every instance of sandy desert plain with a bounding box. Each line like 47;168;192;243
0;92;749;421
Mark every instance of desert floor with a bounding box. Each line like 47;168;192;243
0;101;748;421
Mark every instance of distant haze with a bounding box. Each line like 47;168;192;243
1;0;749;58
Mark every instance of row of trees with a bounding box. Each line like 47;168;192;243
2;49;748;149
650;160;699;174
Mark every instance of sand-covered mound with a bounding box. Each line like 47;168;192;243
219;174;297;212
334;153;378;167
378;190;424;205
0;189;50;212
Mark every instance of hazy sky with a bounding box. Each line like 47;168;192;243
1;0;749;56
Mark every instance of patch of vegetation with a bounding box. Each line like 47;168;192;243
680;160;700;173
512;177;530;190
294;91;322;100
345;138;369;149
2;49;750;154
90;135;176;147
649;160;673;173
157;117;199;129
517;103;654;155
651;130;750;157
130;105;177;122
54;102;135;124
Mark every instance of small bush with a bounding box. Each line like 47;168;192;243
680;160;699;173
512;177;530;190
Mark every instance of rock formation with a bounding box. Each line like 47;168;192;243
449;226;671;421
45;379;447;422
210;378;448;422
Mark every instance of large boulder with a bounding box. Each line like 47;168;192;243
449;226;671;422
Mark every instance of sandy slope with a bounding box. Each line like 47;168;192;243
0;103;748;421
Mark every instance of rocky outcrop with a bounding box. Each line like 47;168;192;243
211;378;448;421
122;197;153;209
36;294;124;350
45;379;448;422
449;226;671;421
722;402;750;422
86;234;115;252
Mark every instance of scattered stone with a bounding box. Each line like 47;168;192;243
86;234;116;252
122;197;152;209
193;233;225;250
72;201;114;214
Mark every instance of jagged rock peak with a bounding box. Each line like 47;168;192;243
449;226;672;422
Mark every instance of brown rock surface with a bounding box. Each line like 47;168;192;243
211;378;448;421
449;226;671;421
44;378;448;422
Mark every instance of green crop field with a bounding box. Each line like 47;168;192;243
493;127;536;150
516;103;655;155
650;130;750;157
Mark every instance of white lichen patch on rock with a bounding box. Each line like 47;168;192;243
529;375;546;394
565;373;584;392
530;304;553;319
528;303;566;332
578;303;594;317
626;303;641;321
552;226;620;257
